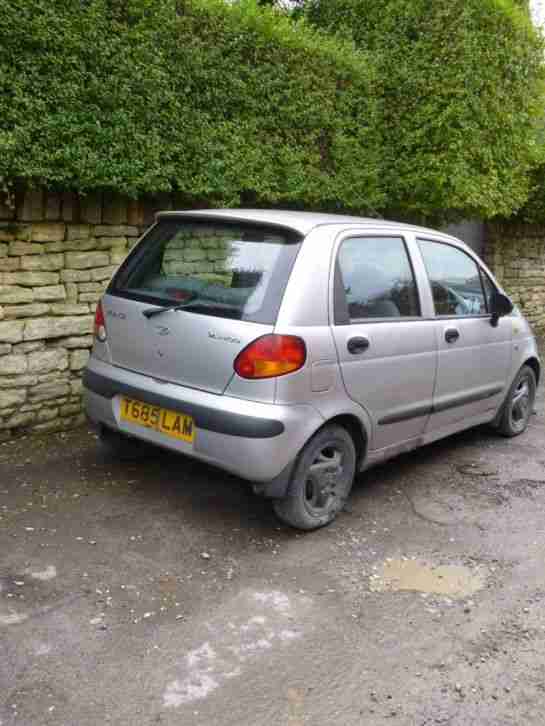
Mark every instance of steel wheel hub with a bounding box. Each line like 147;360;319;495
304;446;344;515
510;377;531;432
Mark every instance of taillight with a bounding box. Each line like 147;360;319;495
234;334;306;379
94;300;107;342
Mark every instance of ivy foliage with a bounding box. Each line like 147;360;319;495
306;0;545;223
0;0;384;211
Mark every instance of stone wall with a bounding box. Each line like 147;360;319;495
0;189;163;440
162;228;232;285
1;190;543;440
484;222;545;336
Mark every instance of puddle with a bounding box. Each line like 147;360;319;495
369;559;486;598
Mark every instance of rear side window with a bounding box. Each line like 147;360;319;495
110;219;302;324
418;239;488;316
337;236;420;321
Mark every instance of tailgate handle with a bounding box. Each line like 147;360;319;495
347;336;370;355
445;328;460;344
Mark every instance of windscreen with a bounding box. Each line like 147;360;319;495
110;219;302;324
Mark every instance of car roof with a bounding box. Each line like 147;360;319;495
156;208;464;246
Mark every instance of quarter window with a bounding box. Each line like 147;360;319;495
418;240;488;316
337;237;420;320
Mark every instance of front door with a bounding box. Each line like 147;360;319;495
332;234;437;451
416;238;512;432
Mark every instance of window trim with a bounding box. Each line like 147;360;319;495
417;237;491;321
478;266;499;315
333;233;422;326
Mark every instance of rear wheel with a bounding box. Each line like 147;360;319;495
497;365;536;437
272;425;356;531
98;426;155;460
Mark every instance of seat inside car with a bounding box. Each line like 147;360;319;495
345;263;401;317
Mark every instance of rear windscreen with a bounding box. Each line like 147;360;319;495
109;219;302;324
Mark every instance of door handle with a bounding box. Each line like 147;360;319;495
347;336;370;355
445;328;460;344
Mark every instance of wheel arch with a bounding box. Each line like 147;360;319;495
254;412;369;500
492;357;540;431
524;356;541;386
321;413;368;471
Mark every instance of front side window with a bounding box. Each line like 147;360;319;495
337;236;420;320
110;219;302;324
418;240;488;316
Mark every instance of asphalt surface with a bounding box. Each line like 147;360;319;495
1;366;544;726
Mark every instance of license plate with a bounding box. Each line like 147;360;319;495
120;397;195;443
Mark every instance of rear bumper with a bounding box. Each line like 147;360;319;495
83;368;284;439
83;357;324;487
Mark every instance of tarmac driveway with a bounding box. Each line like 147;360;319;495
1;371;544;726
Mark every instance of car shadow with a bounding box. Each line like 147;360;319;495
351;423;504;500
80;440;284;536
77;415;539;539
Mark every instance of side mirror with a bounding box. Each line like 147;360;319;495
490;290;513;327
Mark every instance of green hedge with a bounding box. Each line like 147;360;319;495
518;174;545;223
0;0;384;212
2;0;543;221
306;0;545;223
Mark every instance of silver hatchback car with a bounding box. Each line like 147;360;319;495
84;210;540;530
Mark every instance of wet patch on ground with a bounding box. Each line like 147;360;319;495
369;558;487;598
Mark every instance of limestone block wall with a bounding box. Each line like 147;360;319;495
0;189;158;439
484;222;545;336
163;228;232;285
2;189;543;440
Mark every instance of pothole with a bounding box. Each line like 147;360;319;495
369;559;486;598
508;479;545;498
456;463;498;477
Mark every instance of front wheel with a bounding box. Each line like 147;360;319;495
272;425;356;531
497;365;536;437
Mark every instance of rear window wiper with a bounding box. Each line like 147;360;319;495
142;297;198;319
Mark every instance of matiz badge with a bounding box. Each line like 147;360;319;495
208;330;241;344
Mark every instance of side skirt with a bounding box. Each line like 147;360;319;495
362;410;496;471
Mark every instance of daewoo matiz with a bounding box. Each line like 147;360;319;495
83;210;540;529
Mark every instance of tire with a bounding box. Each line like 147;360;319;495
98;426;156;461
272;424;356;531
497;365;537;438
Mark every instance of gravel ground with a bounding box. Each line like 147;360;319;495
1;357;544;726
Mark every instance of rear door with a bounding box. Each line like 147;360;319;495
103;218;301;394
416;238;512;431
331;233;437;451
